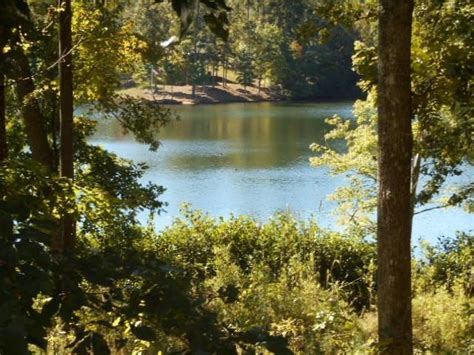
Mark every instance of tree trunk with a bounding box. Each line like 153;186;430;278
223;58;227;87
0;74;7;162
247;0;251;21
377;0;414;353
15;51;54;171
58;0;75;251
0;73;8;162
410;153;421;214
223;57;228;87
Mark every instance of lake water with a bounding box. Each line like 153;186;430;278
91;101;472;246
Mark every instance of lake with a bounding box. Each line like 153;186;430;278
91;101;473;246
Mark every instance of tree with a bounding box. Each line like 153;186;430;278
0;75;6;162
58;0;75;252
1;1;281;352
377;0;414;353
311;0;473;230
253;23;284;91
14;49;55;171
234;48;255;90
311;3;473;348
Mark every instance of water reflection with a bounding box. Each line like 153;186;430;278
90;101;472;242
94;102;352;170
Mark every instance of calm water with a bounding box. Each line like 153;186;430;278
91;102;472;245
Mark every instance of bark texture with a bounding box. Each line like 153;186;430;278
59;0;75;251
377;0;414;353
0;74;7;162
15;51;54;171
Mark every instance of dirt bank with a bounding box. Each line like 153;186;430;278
120;83;284;105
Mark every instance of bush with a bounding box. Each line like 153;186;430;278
412;285;474;352
411;232;474;353
156;209;377;311
415;232;473;294
151;209;377;353
206;247;370;353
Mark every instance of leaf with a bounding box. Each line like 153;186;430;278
59;290;88;320
112;317;121;327
2;199;31;221
131;325;156;341
91;333;110;355
203;13;229;41
156;0;230;40
218;284;239;304
69;333;90;355
41;297;61;323
26;322;48;350
171;0;196;39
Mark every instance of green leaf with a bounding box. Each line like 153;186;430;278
26;322;48;350
218;284;239;304
41;297;61;323
131;325;156;341
91;333;110;355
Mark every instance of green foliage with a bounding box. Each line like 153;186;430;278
156;209;377;311
147;209;376;352
156;0;231;40
2;0;473;353
311;0;473;232
102;96;174;151
412;285;474;352
412;232;474;352
124;0;360;98
0;162;293;354
0;162;62;353
311;95;378;233
73;1;148;106
415;232;474;294
234;49;256;88
207;249;367;353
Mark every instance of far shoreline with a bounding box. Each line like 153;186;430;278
120;84;360;106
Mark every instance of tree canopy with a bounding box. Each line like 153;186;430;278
0;0;472;353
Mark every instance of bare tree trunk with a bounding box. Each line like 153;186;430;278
58;0;75;251
377;0;414;353
410;153;421;214
222;59;226;87
223;57;228;87
15;51;54;171
0;74;7;162
212;64;216;88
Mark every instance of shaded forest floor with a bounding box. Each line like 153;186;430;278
120;83;284;105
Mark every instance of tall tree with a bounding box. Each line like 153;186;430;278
0;0;53;169
14;50;55;171
58;0;75;251
0;4;7;163
377;0;414;353
0;75;6;162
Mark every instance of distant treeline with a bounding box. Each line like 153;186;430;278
126;0;362;99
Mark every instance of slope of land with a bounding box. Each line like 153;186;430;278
120;83;283;105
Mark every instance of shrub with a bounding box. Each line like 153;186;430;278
412;284;474;352
156;208;377;311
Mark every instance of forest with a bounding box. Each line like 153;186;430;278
0;0;472;354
